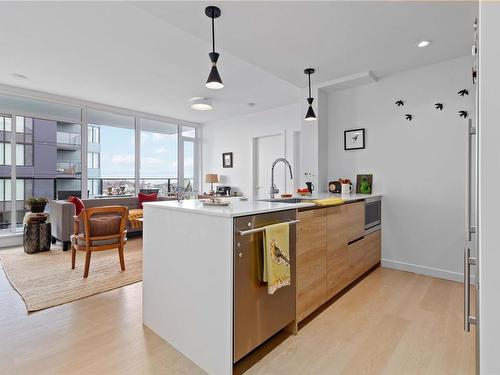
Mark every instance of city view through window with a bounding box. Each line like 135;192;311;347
0;98;199;234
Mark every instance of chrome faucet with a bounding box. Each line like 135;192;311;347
270;158;293;198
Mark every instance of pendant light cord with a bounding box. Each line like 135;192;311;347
308;73;312;98
211;16;215;53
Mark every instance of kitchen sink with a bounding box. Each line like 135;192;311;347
261;198;304;203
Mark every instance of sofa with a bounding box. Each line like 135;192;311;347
50;196;175;250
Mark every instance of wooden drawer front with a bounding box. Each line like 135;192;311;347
345;202;365;243
364;230;381;269
348;238;368;282
326;206;350;298
296;209;327;321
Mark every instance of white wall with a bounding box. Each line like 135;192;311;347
327;56;473;281
202;103;301;197
479;3;500;373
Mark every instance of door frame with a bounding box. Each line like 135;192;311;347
251;130;286;200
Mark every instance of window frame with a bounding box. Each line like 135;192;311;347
0;89;200;237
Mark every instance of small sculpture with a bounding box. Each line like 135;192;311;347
458;89;469;96
459;110;468;118
405;114;413;121
435;103;443;110
395;100;404;107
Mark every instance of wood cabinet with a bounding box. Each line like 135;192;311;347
364;230;381;270
296;201;381;323
326;205;350;299
345;201;365;243
347;231;381;282
296;209;327;322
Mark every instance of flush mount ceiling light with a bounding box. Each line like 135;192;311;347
304;68;317;121
205;6;224;89
417;40;431;48
190;97;213;111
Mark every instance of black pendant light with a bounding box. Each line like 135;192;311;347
205;6;224;89
304;68;317;121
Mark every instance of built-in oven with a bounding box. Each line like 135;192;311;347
365;196;381;235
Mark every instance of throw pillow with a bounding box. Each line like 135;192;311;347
67;196;85;215
138;192;158;209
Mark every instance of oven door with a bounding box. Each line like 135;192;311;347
365;197;381;233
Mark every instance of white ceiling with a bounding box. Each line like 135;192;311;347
0;1;477;124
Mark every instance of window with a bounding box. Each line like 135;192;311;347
0;115;11;166
88;152;100;169
0;92;200;237
14;116;33;167
87;109;135;196
181;126;198;193
88;125;100;144
140;119;178;196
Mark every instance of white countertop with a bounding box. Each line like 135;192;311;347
269;192;382;203
143;199;316;218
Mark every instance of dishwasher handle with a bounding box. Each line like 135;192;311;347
237;220;300;236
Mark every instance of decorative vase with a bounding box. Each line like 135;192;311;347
30;204;46;213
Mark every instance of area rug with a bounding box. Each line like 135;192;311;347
0;239;142;312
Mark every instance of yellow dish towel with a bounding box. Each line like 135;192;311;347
128;208;143;229
312;198;344;206
262;223;291;294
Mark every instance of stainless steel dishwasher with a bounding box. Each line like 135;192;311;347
233;209;297;363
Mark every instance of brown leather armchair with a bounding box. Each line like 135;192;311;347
71;206;128;278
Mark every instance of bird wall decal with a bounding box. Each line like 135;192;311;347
405;114;413;121
435;103;443;110
459;110;468;118
395;100;404;107
458;89;469;96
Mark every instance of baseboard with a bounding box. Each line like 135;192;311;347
0;234;23;248
381;258;476;284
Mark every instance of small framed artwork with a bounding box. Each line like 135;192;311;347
344;128;365;150
356;174;373;194
222;152;233;168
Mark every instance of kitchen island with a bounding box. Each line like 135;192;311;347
142;199;314;375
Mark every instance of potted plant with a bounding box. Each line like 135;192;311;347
26;197;48;213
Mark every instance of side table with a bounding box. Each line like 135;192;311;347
23;213;51;254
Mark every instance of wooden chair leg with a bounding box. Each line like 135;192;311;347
71;245;76;269
118;245;125;271
83;250;91;278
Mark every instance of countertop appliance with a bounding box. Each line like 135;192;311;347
233;209;297;363
328;181;341;193
365;196;381;235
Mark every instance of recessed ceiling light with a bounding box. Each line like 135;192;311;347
248;102;256;107
190;97;213;111
12;73;27;79
417;40;431;48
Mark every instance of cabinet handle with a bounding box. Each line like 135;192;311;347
348;236;364;246
464;247;477;332
465;119;476;242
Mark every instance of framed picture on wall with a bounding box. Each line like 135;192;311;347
344;128;365;150
222;152;233;168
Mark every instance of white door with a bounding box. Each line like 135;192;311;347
253;133;285;199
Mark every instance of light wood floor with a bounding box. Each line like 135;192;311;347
0;238;475;374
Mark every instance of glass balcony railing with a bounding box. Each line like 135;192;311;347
56;131;81;146
87;177;196;198
56;161;81;175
